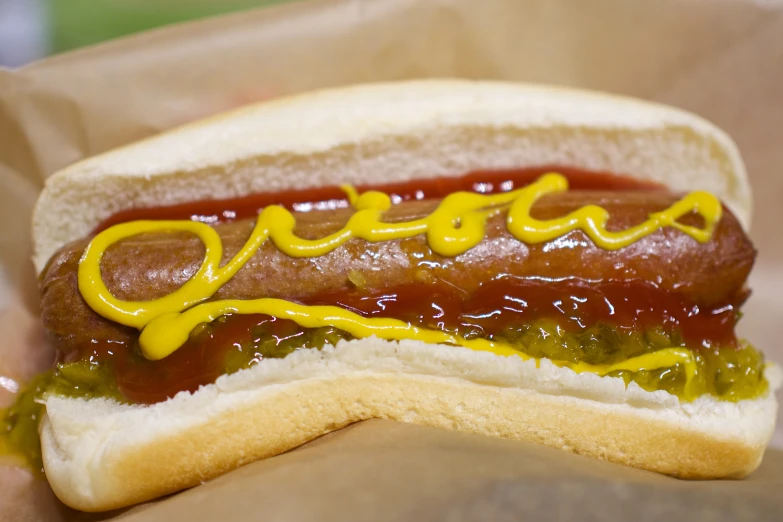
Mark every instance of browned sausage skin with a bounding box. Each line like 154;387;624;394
41;191;755;363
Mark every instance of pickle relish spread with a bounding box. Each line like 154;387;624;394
0;317;768;473
43;278;761;404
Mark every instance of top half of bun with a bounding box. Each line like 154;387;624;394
31;79;751;274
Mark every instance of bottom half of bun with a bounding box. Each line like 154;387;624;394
39;339;780;512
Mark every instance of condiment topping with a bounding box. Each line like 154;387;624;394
55;278;747;403
94;167;664;231
75;173;724;397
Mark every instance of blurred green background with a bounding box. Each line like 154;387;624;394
0;0;293;67
49;0;289;53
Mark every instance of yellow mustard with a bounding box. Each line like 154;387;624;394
77;173;721;399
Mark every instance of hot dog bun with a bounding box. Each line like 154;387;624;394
41;341;780;512
32;80;751;274
31;80;775;512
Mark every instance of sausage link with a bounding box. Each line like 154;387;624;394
40;191;755;359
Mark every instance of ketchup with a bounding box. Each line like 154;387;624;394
308;279;739;349
82;279;740;404
94;167;664;232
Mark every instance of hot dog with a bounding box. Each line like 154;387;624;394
3;80;778;512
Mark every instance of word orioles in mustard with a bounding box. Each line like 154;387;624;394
77;173;722;399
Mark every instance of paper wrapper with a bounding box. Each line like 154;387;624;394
1;0;782;520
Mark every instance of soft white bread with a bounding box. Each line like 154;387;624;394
41;339;781;512
32;80;769;512
32;79;751;273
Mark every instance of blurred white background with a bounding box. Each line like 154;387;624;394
0;0;48;67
